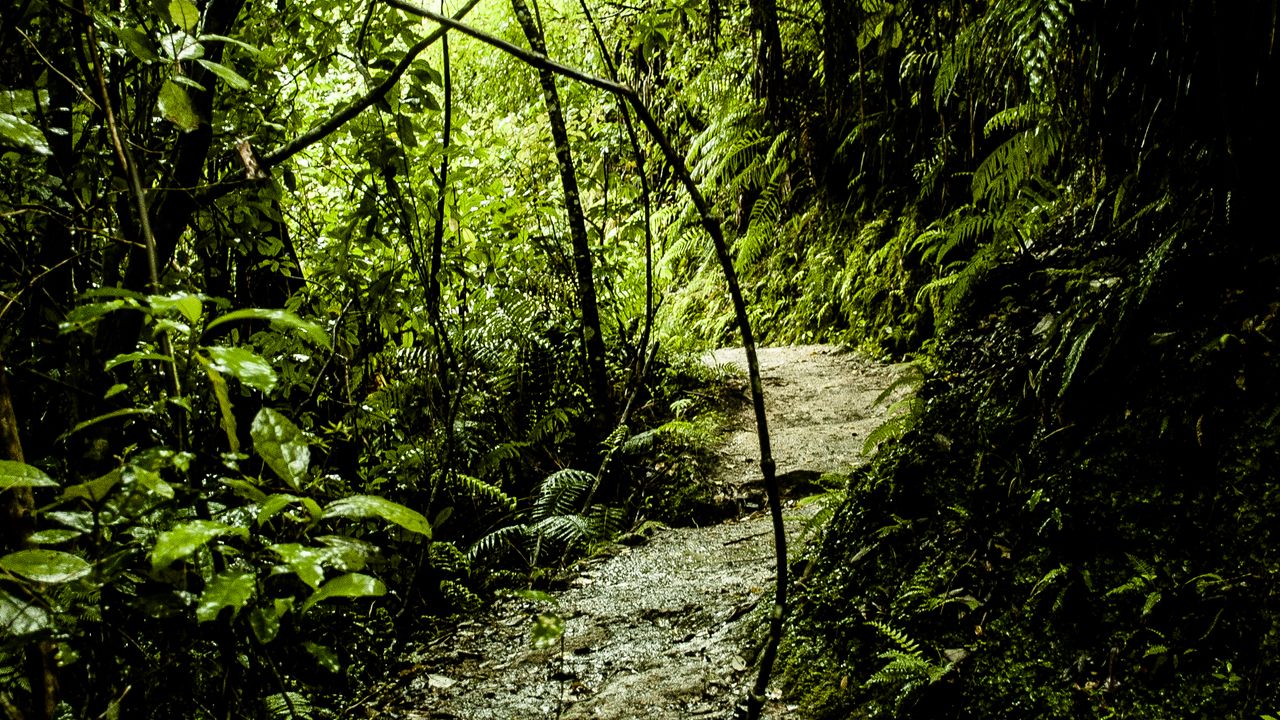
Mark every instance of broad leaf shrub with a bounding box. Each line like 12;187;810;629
0;299;431;717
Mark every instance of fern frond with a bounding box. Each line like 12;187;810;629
455;474;518;511
620;427;661;454
532;469;595;521
531;513;593;548
868;619;922;655
867;650;932;686
658;221;713;274
972;124;1061;204
264;692;314;720
861;400;922;455
1030;563;1069;599
984;102;1042;136
468;524;528;563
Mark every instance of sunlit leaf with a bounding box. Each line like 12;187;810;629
104;351;172;371
151;520;247;572
196;569;256;622
300;572;385;612
0;461;57;491
530;612;565;649
27;529;82;545
270;543;326;589
0;588;50;636
199;33;260;56
196;59;250;90
0;112;50;155
205;345;277;392
251;408;309;490
168;0;200;31
256;493;300;525
149;292;204;323
124;464;174;499
322;495;431;537
0;550;91;583
157;81;200;131
114;26;159;62
61;469;121;503
205;308;330;348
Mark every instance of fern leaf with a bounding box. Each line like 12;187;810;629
532;469;595;520
456;474;518;512
468;524;527;563
868;619;922;655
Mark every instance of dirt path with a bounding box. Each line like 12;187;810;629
369;346;901;719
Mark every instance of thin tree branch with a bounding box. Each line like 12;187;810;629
194;0;483;205
79;0;185;417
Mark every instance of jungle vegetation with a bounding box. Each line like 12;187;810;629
1;0;1276;717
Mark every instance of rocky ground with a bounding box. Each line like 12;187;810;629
362;346;904;719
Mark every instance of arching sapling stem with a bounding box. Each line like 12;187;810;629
379;2;785;715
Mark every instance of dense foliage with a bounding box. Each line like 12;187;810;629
2;0;1276;716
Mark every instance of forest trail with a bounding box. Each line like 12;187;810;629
368;346;903;719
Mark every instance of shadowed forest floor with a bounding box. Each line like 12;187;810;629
364;346;904;719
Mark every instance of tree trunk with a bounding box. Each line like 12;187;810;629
750;0;785;123
508;0;612;418
820;0;854;140
102;0;247;360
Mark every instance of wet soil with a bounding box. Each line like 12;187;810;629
366;346;902;719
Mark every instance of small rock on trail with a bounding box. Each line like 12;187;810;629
367;346;903;719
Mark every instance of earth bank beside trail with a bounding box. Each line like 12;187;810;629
367;346;904;719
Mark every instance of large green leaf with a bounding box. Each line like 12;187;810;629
124;464;174;499
314;535;374;573
205;346;277;392
113;26;159;62
251;409;309;490
27;529;82;545
256;493;299;525
168;0;200;31
322;495;431;537
249;598;292;644
0;112;50;155
0;588;50;636
196;59;250;90
0;461;57;492
300;572;385;613
158;81;200;131
62;469;121;502
205;309;331;348
196;569;256;622
104;351;173;372
151;520;247;572
269;543;326;589
0;550;92;583
149;292;204;323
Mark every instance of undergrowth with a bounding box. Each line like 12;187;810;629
777;199;1280;718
